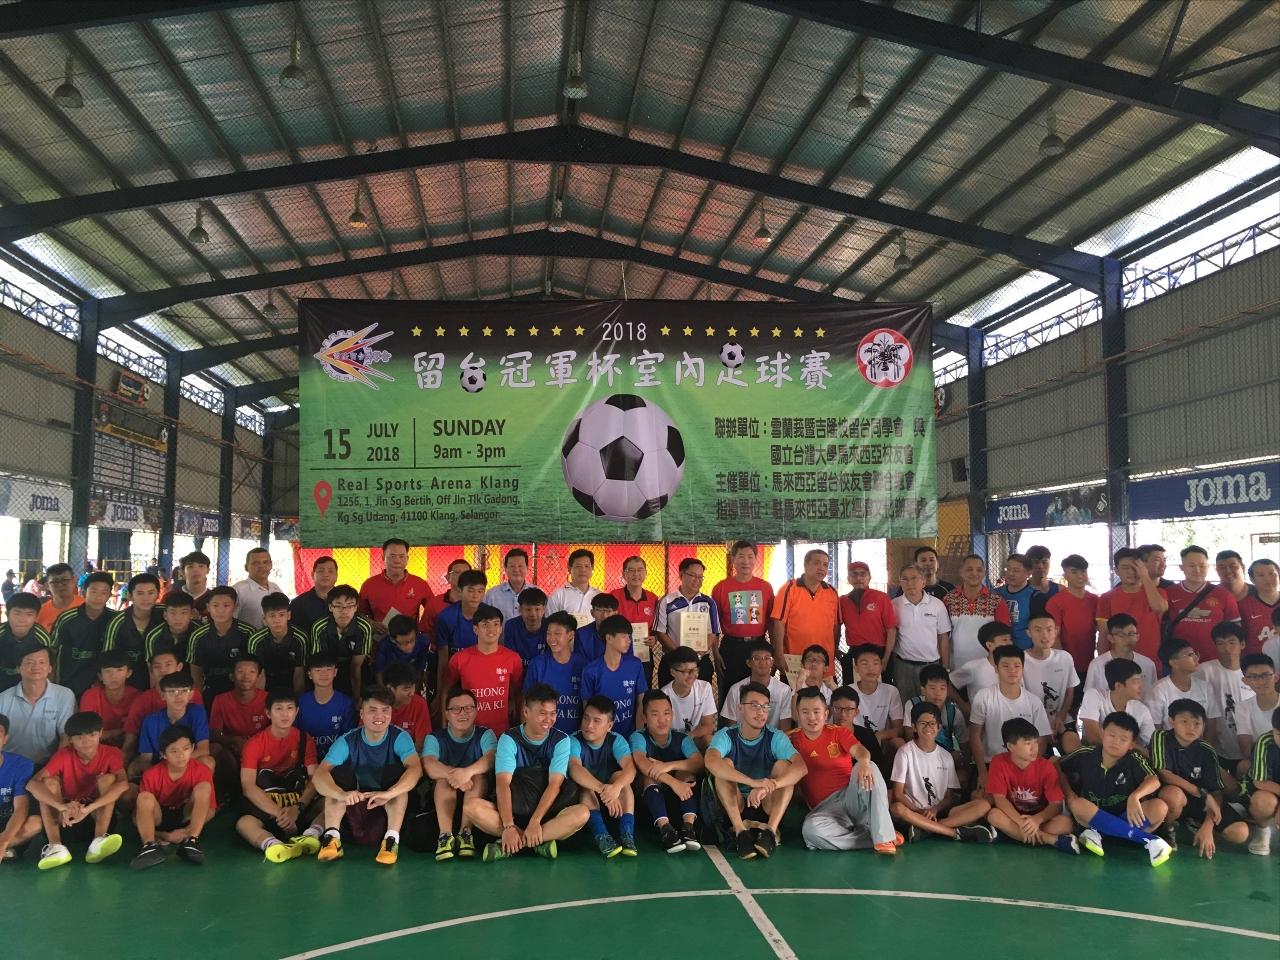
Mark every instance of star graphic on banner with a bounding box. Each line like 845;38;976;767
411;325;422;337
682;325;694;337
574;325;585;336
481;326;493;337
458;326;470;337
660;325;671;336
528;326;539;336
505;325;516;337
726;326;737;337
434;326;446;337
815;327;826;338
704;325;716;337
551;325;562;336
793;326;804;337
748;326;760;338
771;326;782;337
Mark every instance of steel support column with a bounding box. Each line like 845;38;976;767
158;354;181;576
260;415;275;550
1100;257;1130;558
218;388;236;584
68;300;100;568
965;327;988;565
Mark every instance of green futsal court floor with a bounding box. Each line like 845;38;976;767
5;819;1278;959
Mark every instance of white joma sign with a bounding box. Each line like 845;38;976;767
1182;470;1273;513
996;504;1031;524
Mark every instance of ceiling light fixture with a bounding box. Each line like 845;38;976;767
279;20;309;89
847;51;871;113
893;236;912;271
187;207;209;244
1038;109;1066;157
348;184;368;228
52;56;84;109
261;290;279;318
548;198;568;233
563;51;588;100
753;206;773;245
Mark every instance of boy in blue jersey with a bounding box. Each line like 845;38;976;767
295;655;356;760
131;672;212;777
569;695;638;858
705;681;807;859
581;615;648;738
0;713;41;861
631;690;704;853
993;555;1036;649
575;593;621;661
525;612;586;735
374;615;430;687
312;688;422;866
465;683;589;861
422;687;497;861
502;588;548;669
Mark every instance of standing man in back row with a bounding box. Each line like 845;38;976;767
232;548;281;631
890;546;954;601
359;539;432;634
771;549;839;674
712;541;775;695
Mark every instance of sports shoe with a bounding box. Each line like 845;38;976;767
131;841;165;871
289;834;321;856
874;831;905;855
176;837;204;865
753;827;777;859
619;831;638;857
1248;826;1272;856
904;824;921;843
37;843;72;871
265;841;302;864
659;822;686;854
482;842;507;862
456;830;476;859
679;822;701;852
955;824;996;843
2;848;15;861
595;832;622;858
1157;823;1178;852
534;840;558;860
735;829;757;860
1054;834;1080;855
375;838;399;865
1145;836;1172;867
317;834;344;862
85;834;123;864
1079;828;1104;857
435;832;456;862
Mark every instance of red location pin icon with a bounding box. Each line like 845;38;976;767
313;480;333;516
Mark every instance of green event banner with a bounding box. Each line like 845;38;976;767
298;299;937;546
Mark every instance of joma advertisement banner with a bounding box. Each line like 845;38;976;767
299;300;936;546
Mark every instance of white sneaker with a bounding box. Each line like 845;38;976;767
1145;836;1172;867
1079;828;1104;857
2;848;15;861
37;843;72;871
1248;826;1272;856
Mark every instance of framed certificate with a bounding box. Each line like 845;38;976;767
783;654;802;674
634;641;651;663
680;611;710;652
631;622;649;641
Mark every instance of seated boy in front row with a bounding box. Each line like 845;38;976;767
1151;698;1248;859
1243;704;1280;856
422;687;496;862
890;702;994;843
630;690;704;854
705;680;807;860
984;717;1077;854
131;724;217;870
569;695;638;858
0;713;43;862
25;710;129;870
1059;712;1172;866
235;691;324;864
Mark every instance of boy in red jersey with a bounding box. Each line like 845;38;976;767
78;650;139;746
25;711;128;869
444;605;522;734
985;717;1078;853
236;691;323;863
384;662;431;751
131;724;216;869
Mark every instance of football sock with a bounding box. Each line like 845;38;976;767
588;810;608;838
303;824;323;839
642;785;667;825
261;838;282;851
1089;810;1155;845
323;827;341;841
680;794;699;818
620;813;635;836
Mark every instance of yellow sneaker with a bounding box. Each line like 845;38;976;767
265;841;302;864
317;834;343;862
375;837;399;865
289;835;321;857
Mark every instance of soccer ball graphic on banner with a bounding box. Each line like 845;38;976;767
561;394;685;521
459;366;486;393
719;340;745;369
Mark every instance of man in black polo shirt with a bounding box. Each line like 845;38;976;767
290;556;339;636
144;591;197;663
249;592;308;695
188;585;255;697
103;574;165;690
309;585;373;700
51;572;114;698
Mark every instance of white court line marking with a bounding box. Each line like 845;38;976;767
704;845;799;959
279;881;1280;959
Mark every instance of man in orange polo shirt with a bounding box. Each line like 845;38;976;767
358;539;431;633
771;549;839;673
36;564;83;633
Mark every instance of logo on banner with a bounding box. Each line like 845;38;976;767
314;324;395;390
856;329;913;386
1181;470;1272;514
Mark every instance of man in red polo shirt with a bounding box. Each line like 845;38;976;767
711;541;774;693
838;561;896;684
1095;548;1167;663
610;555;659;631
359;539;432;631
1165;545;1240;663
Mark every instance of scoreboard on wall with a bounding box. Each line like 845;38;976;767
298;300;938;547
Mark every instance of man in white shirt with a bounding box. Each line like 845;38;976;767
890;564;952;699
1074;657;1156;751
1022;612;1079;741
545;549;601;618
231;547;281;630
969;646;1051;792
660;646;717;750
1145;637;1221;734
721;640;792;731
1085;614;1157;695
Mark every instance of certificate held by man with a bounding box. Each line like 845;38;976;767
679;610;710;652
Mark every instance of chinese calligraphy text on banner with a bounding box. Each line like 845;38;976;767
299;300;936;546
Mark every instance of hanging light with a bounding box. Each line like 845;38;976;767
384;277;398;300
847;51;871;113
261;290;279;319
187;207;209;244
752;206;773;245
348;183;368;228
279;20;309;89
563;51;588;100
1038;109;1066;157
52;56;84;109
548;198;568;233
893;235;912;271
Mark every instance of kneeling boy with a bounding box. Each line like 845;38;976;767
569;695;638;858
236;691;323;863
985;717;1076;853
422;687;496;861
131;725;216;869
631;690;704;854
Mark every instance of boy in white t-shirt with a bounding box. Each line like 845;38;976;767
950;621;1009;708
1240;653;1279;777
1146;638;1221;737
659;646;717;750
889;702;993;842
1022;612;1080;745
1198;623;1254;786
788;645;836;717
969;646;1051;793
849;646;904;749
720;640;792;731
1085;614;1157;695
1074;657;1155;751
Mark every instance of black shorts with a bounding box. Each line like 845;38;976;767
238;796;317;838
158;805;191;833
1183;794;1245;828
507;767;579;828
